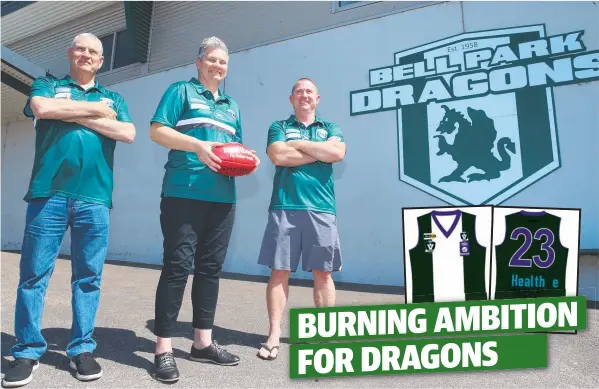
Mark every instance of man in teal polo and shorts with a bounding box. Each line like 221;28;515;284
257;78;346;360
3;33;136;388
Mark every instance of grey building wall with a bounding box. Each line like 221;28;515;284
6;2;126;79
149;1;434;73
1;1;117;45
1;85;27;123
3;1;436;87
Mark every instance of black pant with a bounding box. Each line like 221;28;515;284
153;197;235;338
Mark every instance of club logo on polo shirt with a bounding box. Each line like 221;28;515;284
227;109;237;119
100;97;114;108
55;87;71;100
316;128;328;140
214;111;228;121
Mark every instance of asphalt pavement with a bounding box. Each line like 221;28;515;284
1;251;598;388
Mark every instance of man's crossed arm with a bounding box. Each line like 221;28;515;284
29;96;136;144
267;137;346;167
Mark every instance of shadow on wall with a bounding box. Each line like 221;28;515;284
236;172;261;201
267;158;276;178
334;159;347;181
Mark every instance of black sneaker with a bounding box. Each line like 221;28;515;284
1;358;39;388
189;341;240;366
69;353;103;381
153;352;179;383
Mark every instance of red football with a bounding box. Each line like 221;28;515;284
212;142;258;177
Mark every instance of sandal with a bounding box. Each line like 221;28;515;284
257;344;280;361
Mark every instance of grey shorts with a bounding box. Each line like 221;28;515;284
257;210;343;273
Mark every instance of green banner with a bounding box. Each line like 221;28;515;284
289;296;586;342
290;333;547;378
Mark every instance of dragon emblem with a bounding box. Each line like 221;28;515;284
434;105;517;183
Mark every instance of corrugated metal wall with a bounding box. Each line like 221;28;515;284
96;63;144;86
1;1;117;45
1;86;27;123
1;1;436;88
149;1;433;73
6;2;126;78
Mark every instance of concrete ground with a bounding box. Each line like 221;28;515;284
1;251;598;388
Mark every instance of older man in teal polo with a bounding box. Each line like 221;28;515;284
2;33;135;388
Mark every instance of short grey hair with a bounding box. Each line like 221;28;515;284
197;36;228;59
291;78;318;94
71;33;103;55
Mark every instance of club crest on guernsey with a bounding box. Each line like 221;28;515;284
349;25;599;205
425;241;436;253
460;241;470;256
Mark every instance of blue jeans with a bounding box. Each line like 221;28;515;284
11;195;110;360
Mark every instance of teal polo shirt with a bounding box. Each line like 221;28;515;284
23;75;133;208
267;115;344;215
150;77;243;203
